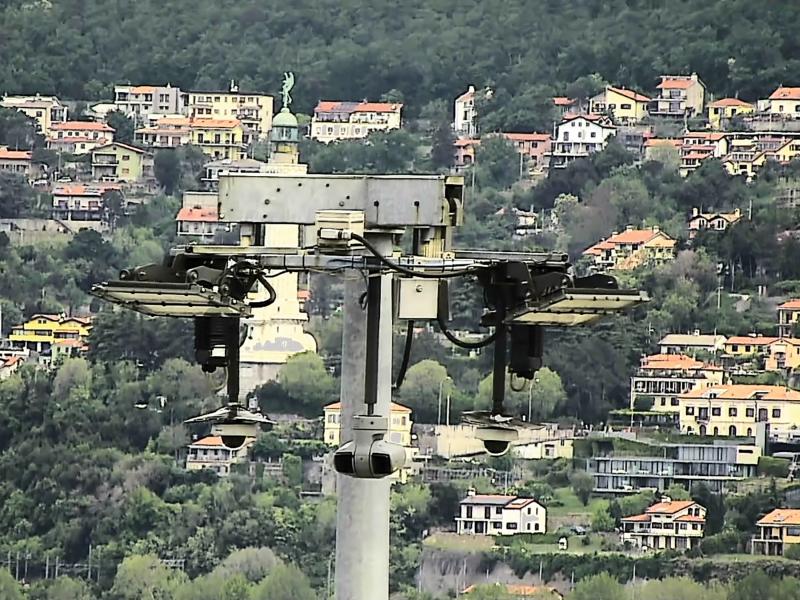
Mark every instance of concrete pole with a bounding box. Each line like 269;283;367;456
335;234;393;600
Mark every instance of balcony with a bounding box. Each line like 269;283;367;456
92;156;118;166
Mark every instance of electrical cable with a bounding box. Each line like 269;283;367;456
248;274;277;308
436;312;497;349
393;319;415;391
349;232;479;279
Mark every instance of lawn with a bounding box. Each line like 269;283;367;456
423;532;495;553
546;487;609;519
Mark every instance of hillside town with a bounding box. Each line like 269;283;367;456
5;2;800;598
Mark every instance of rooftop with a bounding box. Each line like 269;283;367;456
646;500;697;514
324;400;411;413
51;121;114;132
758;508;800;526
769;87;800;101
460;494;516;506
726;336;779;345
607;85;650;103
681;384;800;402
314;101;403;114
640;353;720;371
708;98;754;108
659;332;725;346
176;206;219;223
657;76;698;90
779;299;800;310
0;149;32;160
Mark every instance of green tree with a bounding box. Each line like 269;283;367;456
211;546;281;582
636;576;727;600
398;359;452;423
154;149;181;195
106;110;135;144
571;573;626;600
0;570;22;600
252;563;316;600
276;351;337;415
0;107;39;150
0;172;35;218
474;135;519;190
109;554;186;600
569;470;594;506
633;395;655;412
282;453;303;487
43;577;94;600
591;506;615;532
664;484;691;501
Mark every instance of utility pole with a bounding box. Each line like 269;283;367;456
335;234;394;600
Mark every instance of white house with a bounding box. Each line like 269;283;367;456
454;86;478;137
455;491;546;536
549;114;615;168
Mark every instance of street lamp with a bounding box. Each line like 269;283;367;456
527;375;541;423
437;376;452;425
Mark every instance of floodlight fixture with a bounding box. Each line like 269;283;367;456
506;288;650;326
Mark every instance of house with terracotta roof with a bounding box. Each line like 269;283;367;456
0;94;68;135
456;490;546;536
52;182;122;221
753;509;800;556
723;335;779;358
643;137;682;162
671;384;800;438
765;338;800;371
188;118;247;160
687;207;742;238
462;583;563;598
186;435;255;476
707;98;755;129
48;121;115;155
590;86;651;123
311;101;403;142
496;132;552;174
621;499;706;550
91;142;153;183
9;313;92;357
134;116;192;148
679;131;729;177
0;147;34;179
768;86;800;118
630;354;725;411
552;97;579;117
453;137;479;170
0;355;25;380
779;300;800;338
582;226;676;271
185;84;274;140
549;113;616;169
114;84;184;126
649;73;706;118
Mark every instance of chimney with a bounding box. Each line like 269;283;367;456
467;487;476;497
691;207;699;217
652;226;660;233
468;85;475;93
733;208;741;217
661;495;672;504
626;225;634;231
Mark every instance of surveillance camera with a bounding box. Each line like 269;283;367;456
474;425;519;456
333;415;407;478
211;422;261;449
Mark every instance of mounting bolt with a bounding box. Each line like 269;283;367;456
264;199;270;205
415;284;424;293
219;213;225;220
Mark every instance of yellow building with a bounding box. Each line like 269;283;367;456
185;435;254;476
663;384;800;438
622;500;706;551
590;86;650;123
651;74;706;118
766;338;800;371
186;87;273;140
583;226;676;271
311;101;403;142
772;138;800;165
768;87;800;118
0;94;68;135
188;118;247;160
323;401;412;446
91;142;153;182
778;300;800;338
687;207;742;238
707;98;755;129
753;509;800;556
723;335;778;358
630;354;725;411
9;314;92;356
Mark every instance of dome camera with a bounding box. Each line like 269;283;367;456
211;422;260;449
333;414;407;478
475;425;519;456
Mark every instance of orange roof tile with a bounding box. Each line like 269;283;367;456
770;87;800;101
190;436;227;447
553;97;576;106
51;121;114;132
683;152;712;161
189;118;241;129
640;354;719;371
681;384;800;401
646;500;696;514
354;102;402;113
621;513;651;522
53;184;102;197
610;228;666;244
779;300;800;310
644;138;682;149
0;149;31;160
758;508;800;526
657;77;695;90
675;514;706;523
176;206;218;222
463;584;563;597
131;85;156;94
607;86;650;103
454;138;480;148
709;98;754;108
506;498;539;510
726;336;779;345
456;88;475;102
500;132;551;143
324;401;411;413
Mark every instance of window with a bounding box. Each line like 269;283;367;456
484;507;491;519
713;427;719;435
746;408;755;418
758;408;768;421
495;507;502;515
122;155;130;161
621;103;632;110
534;523;540;532
712;407;721;416
563;132;570;141
466;506;473;518
506;523;518;530
661;398;666;406
492;522;502;529
729;425;737;436
686;406;695;416
671;398;679;406
732;345;739;352
197;133;205;143
215;134;221;144
729;407;737;417
773;408;782;418
590;131;597;138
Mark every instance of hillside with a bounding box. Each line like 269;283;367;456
2;0;800;116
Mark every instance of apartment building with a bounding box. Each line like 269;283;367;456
549;114;616;169
589;86;650;123
9;314;92;356
661;384;800;438
687;207;742;238
52;183;122;221
185;85;274;139
186;435;255;476
679;132;728;177
454;86;478;137
621;500;706;550
323;401;412;446
134;116;191;148
590;443;760;494
723;335;778;359
114;84;184;125
48;121;115;154
659;331;727;356
752;509;800;556
497;132;552;174
582;226;676;271
311;101;403;142
768;87;800;118
778;300;800;338
188;118;247;160
455;491;546;536
649;74;706;118
765;338;800;371
0;94;68;135
175;192;227;242
91;142;153;183
630;353;725;411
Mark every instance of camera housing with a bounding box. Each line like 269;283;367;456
211;422;261;449
333;415;407;478
474;425;519;456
